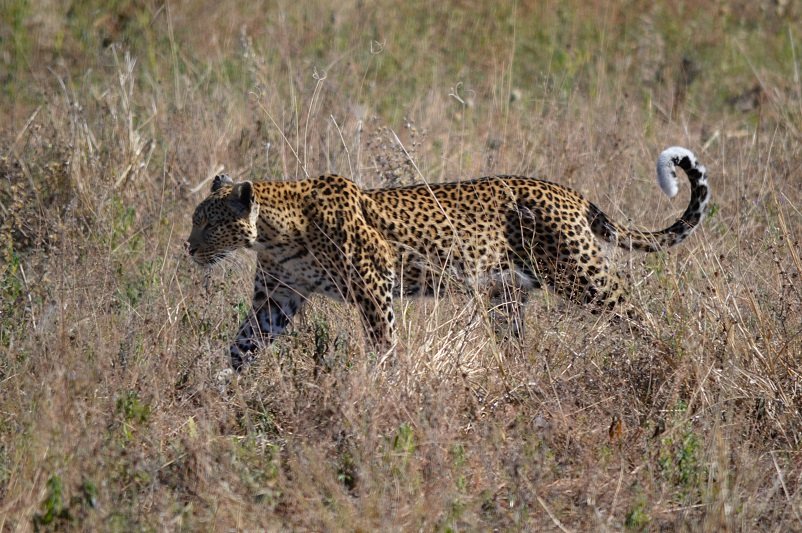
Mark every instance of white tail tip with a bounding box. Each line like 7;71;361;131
657;146;697;198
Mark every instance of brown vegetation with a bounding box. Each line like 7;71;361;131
1;0;801;530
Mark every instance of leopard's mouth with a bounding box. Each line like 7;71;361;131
189;251;229;267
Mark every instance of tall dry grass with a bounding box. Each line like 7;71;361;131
1;0;801;530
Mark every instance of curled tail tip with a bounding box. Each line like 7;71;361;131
656;146;704;198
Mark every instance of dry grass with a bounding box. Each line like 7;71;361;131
1;0;801;530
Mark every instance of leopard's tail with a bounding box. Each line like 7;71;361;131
588;147;710;253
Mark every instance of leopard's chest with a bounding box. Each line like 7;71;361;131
256;243;342;300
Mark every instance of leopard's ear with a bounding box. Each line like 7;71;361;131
227;181;254;215
211;174;234;192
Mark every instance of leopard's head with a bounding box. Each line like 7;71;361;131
186;175;260;266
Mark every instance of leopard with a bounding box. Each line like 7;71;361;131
186;146;709;372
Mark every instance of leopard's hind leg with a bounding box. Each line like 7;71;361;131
534;224;629;314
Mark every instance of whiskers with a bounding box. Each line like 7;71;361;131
189;249;251;275
223;250;254;277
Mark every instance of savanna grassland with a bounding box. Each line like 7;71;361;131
2;0;802;530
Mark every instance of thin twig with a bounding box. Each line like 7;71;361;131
536;494;573;533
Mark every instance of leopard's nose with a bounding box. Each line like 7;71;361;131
185;241;197;256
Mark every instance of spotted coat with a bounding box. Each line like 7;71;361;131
187;147;709;371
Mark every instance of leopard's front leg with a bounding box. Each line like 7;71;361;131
230;270;304;371
348;241;396;354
